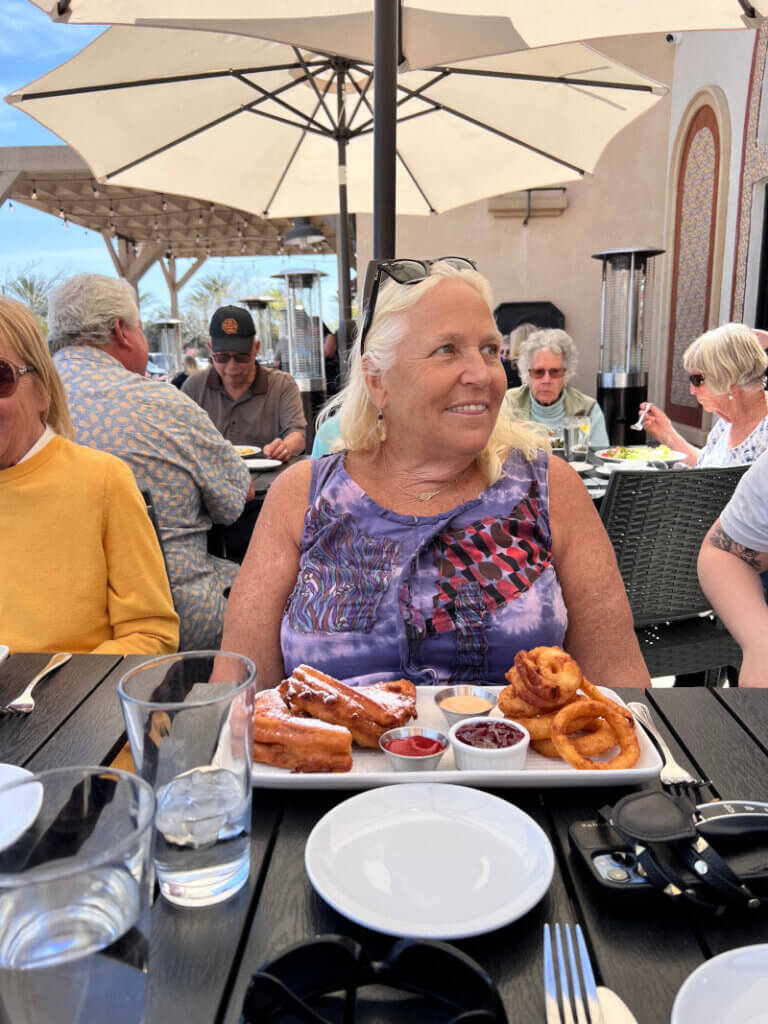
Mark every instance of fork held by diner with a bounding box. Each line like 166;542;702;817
221;258;649;693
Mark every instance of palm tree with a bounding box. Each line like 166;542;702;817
2;267;65;319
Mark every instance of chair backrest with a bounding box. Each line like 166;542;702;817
599;465;750;627
140;487;171;583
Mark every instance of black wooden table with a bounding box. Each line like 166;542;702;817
3;654;768;1024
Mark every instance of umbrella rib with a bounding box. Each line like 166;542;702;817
16;61;328;101
427;65;657;94
231;70;333;135
106;98;329;181
344;70;375;135
262;90;331;216
291;48;338;131
395;150;436;214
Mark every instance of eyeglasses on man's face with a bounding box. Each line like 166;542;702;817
529;367;565;380
211;351;252;365
688;373;705;388
358;257;478;355
0;358;37;399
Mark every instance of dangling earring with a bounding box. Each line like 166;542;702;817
728;392;734;401
376;409;387;442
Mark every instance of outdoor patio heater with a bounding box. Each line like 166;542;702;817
239;296;276;364
153;318;183;375
271;269;327;446
592;246;664;445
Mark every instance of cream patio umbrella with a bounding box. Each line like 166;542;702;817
29;0;765;69
7;25;665;326
26;0;764;262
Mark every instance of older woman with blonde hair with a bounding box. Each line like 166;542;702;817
641;323;768;466
504;327;610;448
222;259;647;689
0;298;178;654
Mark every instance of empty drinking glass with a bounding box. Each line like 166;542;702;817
0;766;155;1024
118;651;256;908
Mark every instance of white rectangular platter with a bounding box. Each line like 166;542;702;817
251;686;661;789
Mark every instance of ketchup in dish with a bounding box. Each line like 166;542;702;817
455;721;525;749
384;736;446;757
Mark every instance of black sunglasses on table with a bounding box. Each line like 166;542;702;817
358;257;478;355
0;359;37;398
240;933;507;1024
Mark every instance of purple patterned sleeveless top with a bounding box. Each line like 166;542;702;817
280;450;567;686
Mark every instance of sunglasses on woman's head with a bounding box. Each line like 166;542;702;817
358;256;478;355
0;359;37;398
211;351;253;365
240;933;507;1023
689;373;705;388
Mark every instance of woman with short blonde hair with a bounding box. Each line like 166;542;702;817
223;259;648;692
0;297;178;655
642;323;768;467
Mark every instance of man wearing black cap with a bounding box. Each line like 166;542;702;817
183;305;306;461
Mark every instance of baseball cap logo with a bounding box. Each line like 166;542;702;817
221;317;239;335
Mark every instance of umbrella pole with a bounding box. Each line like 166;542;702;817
336;63;353;377
373;0;399;259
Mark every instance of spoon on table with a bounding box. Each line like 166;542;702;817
630;403;651;431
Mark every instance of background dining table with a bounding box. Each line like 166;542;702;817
2;653;768;1023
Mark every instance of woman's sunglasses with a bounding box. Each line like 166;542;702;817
240;933;507;1023
211;351;253;365
0;359;37;399
358;257;478;355
688;373;705;388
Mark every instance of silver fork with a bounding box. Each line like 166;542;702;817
0;652;72;714
630;403;650;431
544;923;603;1024
627;701;709;788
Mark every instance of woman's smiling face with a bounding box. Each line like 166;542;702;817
372;277;506;459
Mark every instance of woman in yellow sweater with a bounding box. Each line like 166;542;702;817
0;298;178;654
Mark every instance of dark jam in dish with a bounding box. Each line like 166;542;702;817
455;721;525;749
384;736;445;757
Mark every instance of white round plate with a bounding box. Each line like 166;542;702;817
0;765;42;853
595;462;655;477
568;461;591;474
233;444;262;457
671;944;768;1024
305;783;554;938
244;457;282;470
595;447;686;465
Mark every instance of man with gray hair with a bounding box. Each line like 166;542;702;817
49;273;251;650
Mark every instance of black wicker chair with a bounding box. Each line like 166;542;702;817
599;465;749;685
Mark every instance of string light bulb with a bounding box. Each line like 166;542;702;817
30;183;37;200
92;182;100;198
161;196;168;212
7;201;13;212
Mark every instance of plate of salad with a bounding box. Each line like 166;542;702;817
595;445;686;464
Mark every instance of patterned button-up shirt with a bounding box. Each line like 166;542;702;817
54;346;250;649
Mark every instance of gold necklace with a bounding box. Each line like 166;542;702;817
406;465;474;503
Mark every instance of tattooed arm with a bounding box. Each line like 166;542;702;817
698;519;768;687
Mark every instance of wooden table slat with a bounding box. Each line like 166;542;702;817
0;653;121;766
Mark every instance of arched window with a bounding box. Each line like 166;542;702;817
665;106;721;429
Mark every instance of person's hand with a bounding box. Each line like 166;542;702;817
738;641;768;687
264;438;291;461
639;402;671;442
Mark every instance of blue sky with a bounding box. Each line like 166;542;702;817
0;0;341;321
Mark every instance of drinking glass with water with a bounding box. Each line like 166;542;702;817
563;416;592;461
118;651;256;908
0;766;155;1024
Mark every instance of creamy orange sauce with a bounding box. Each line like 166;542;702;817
440;695;492;714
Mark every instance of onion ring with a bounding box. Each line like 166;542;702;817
514;647;582;710
512;705;596;741
577;675;634;726
551;700;640;770
532;719;616;759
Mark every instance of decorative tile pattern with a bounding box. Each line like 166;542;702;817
671;128;717;407
731;25;768;321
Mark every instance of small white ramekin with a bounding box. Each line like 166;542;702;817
448;717;530;771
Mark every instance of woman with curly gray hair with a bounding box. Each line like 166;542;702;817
503;328;610;447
